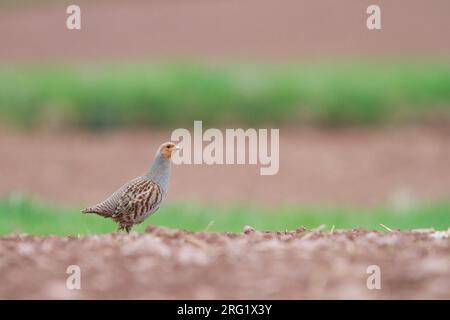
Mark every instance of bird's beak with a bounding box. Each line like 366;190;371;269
174;145;181;151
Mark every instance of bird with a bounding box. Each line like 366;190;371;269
82;142;180;233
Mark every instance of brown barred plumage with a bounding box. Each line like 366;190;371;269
82;142;179;233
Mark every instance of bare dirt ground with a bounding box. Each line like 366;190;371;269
0;226;449;299
1;0;450;62
1;126;449;206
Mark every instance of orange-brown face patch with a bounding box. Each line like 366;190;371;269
160;143;177;159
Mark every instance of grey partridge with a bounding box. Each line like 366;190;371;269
82;142;179;233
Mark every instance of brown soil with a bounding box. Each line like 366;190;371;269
1;126;449;206
0;227;449;299
1;0;450;62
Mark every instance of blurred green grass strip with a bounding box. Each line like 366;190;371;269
1;63;450;128
0;196;449;235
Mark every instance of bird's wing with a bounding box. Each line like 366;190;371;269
82;177;143;217
113;179;163;221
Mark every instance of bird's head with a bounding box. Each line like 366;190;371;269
158;142;180;159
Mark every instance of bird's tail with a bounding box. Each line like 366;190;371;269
81;206;102;214
81;207;95;214
81;205;112;218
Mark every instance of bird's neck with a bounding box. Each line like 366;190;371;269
145;153;171;191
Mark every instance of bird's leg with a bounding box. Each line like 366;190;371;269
125;226;132;233
116;224;124;232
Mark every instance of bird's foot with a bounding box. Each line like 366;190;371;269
116;224;132;234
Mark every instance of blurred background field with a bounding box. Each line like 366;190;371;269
1;63;450;129
0;0;449;235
